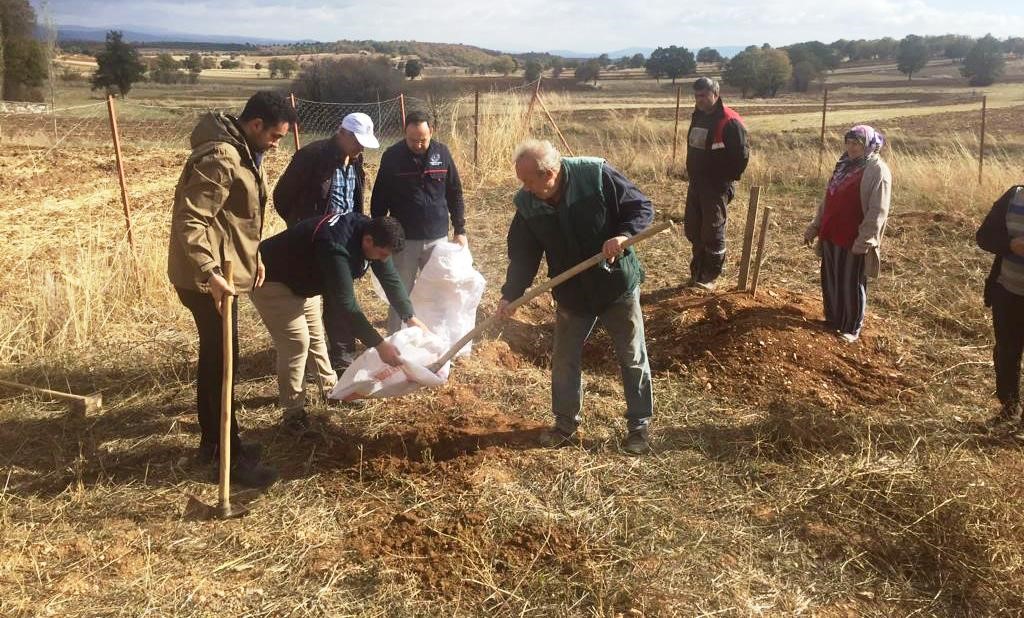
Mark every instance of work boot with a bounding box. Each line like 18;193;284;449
194;441;262;466
230;452;279;489
621;426;652;455
539;426;580;448
992;400;1021;427
282;407;312;434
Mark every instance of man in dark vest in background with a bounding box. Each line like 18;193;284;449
684;77;749;290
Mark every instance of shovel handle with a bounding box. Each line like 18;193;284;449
218;261;234;513
427;220;673;373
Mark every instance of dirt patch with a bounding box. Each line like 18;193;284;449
314;383;545;479
637;288;917;407
345;508;576;597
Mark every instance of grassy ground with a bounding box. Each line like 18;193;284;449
1;65;1024;615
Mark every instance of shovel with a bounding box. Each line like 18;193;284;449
428;220;674;373
185;260;249;520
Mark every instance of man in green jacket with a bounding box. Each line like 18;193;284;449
168;91;296;488
497;139;655;455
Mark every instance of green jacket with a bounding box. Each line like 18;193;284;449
502;157;651;314
168;112;267;293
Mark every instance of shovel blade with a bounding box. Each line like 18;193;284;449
184;494;249;520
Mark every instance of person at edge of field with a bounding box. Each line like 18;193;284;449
803;125;892;344
976;183;1024;426
683;76;749;291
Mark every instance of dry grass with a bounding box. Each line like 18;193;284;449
2;68;1024;616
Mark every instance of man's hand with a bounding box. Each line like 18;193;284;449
803;225;818;246
255;261;266;288
208;273;236;316
376;340;403;367
453;234;468;248
602;235;629;263
1011;237;1024;257
406;316;432;334
497;299;518;320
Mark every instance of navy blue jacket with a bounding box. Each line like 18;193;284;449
273;137;366;227
370;140;465;240
260;213;413;347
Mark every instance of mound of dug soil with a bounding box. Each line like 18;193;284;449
638;288;917;407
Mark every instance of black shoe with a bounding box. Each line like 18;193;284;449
195;441;262;466
282;407;311;433
621;427;652;455
539;426;579;448
992;401;1021;426
230;454;279;489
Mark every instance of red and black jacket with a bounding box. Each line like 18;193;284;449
685;98;749;188
370;140;465;241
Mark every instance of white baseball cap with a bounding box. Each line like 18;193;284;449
339;112;379;149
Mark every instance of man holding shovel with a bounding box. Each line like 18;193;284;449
497;139;656;455
168;91;295;488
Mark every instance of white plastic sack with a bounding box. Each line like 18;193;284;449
329;327;450;401
373;242;486;359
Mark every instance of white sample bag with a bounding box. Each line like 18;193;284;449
373;242;486;358
329;327;450;401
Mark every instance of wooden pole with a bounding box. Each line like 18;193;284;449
0;379;102;416
474;89;480;168
535;93;575;157
750;206;774;297
736;185;762;290
289;93;301;151
522;79;541;137
817;88;829;176
429;221;673;373
218;260;235;517
106;95;138;262
978;95;987;185
671;84;682;168
399;93;407;127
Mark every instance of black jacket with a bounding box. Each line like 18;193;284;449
259;213;413;347
686;98;749;188
976;185;1024;307
370;140;465;240
273;137;366;227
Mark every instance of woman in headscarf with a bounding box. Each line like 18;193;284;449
804;125;892;343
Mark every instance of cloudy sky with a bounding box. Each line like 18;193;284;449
35;0;1024;53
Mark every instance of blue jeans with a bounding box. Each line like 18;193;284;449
551;288;653;433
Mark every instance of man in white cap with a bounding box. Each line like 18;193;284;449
273;112;380;371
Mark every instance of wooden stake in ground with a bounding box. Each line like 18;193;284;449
817;89;829;176
289;93;301;151
428;221;673;373
978;95;987;185
750;206;774;297
736;185;762;290
0;379;102;417
535;93;575;157
671;84;682;168
105;96;138;265
521;79;541;138
474;89;480;168
399;94;407;128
